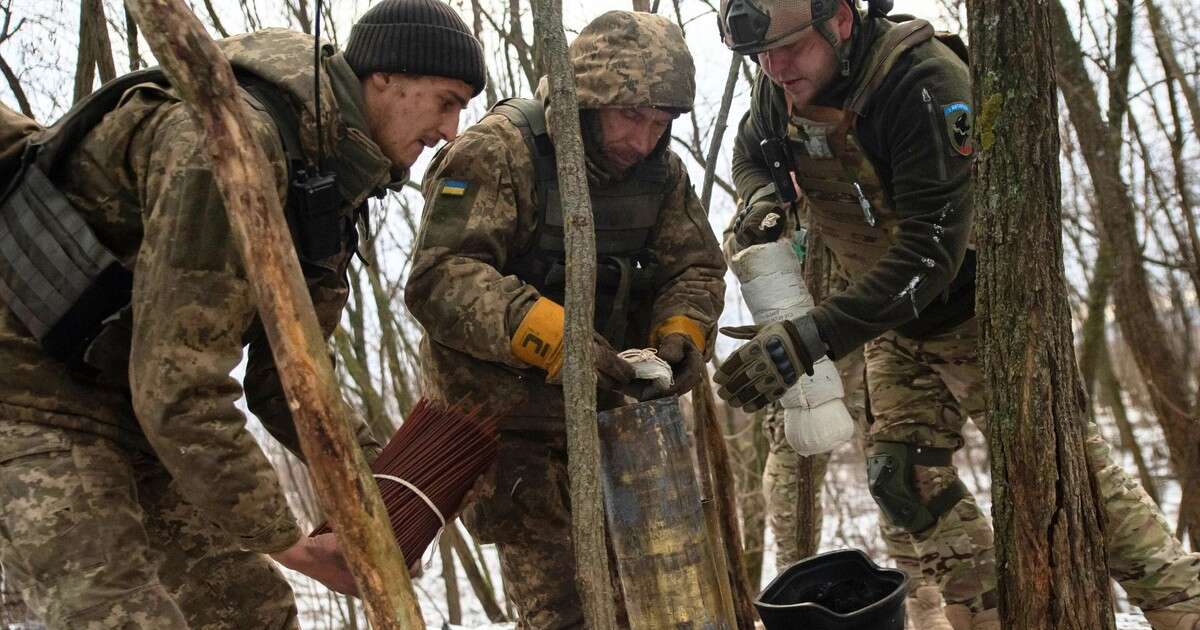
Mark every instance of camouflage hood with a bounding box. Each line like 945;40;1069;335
532;11;695;182
535;11;696;112
218;29;396;193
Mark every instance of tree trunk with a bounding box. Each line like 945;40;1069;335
446;525;508;623
695;380;757;628
124;1;423;627
1050;0;1200;549
701;54;741;210
530;1;618;627
1143;0;1200;150
969;1;1116;628
1099;338;1160;506
438;537;462;625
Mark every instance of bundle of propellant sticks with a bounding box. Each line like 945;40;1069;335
311;398;500;567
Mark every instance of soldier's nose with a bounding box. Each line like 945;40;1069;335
439;112;460;142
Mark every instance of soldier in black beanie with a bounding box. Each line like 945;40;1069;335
343;0;487;178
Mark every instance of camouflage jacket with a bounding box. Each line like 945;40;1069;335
730;17;975;360
405;12;725;429
0;30;391;553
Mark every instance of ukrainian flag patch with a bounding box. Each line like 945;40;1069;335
440;179;468;196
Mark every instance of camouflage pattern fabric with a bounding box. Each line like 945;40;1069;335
762;347;935;604
730;17;977;360
0;420;299;629
865;317;1200;613
407;10;724;428
731;8;1200;622
407;12;724;626
567;11;694;112
460;429;628;629
0;29;389;625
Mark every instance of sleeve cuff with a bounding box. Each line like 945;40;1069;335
509;297;565;378
651;316;707;352
237;509;303;554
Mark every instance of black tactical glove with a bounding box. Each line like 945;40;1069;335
732;196;788;249
657;333;705;397
714;316;827;412
592;334;637;393
625;333;706;401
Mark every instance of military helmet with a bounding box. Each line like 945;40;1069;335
719;0;842;55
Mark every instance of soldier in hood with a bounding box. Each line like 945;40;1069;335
0;0;485;626
405;10;725;627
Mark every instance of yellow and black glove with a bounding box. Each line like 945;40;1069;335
510;297;635;392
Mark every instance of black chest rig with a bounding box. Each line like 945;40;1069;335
492;98;669;347
0;68;358;363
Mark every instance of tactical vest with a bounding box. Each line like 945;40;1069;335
767;18;975;334
492;98;669;347
0;68;355;363
783;19;940;280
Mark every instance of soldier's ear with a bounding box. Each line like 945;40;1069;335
833;1;855;40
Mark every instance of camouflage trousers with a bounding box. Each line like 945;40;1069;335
461;429;626;630
0;418;299;629
863;317;1200;613
762;348;930;589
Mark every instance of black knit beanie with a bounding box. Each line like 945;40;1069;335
345;0;486;96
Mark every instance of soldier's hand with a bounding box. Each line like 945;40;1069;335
655;333;705;398
271;534;359;596
593;334;637;393
714;316;827;412
733;197;788;248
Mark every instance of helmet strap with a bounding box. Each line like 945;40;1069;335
816;21;851;77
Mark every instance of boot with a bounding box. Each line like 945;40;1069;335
906;585;954;630
1145;608;1200;630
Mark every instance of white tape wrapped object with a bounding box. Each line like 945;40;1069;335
619;348;673;392
729;239;855;455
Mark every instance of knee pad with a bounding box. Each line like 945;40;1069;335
866;441;965;533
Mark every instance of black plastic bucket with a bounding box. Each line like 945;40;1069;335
755;549;909;630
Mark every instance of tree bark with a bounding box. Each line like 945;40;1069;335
0;53;32;117
438;537;462;625
969;1;1116;628
1143;0;1200;150
124;1;423;627
1050;0;1200;549
701;53;741;211
695;380;756;628
530;1;618;627
124;3;143;71
73;0;96;103
446;525;508;623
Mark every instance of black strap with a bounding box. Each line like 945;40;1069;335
910;444;955;467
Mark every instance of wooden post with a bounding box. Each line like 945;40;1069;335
530;0;619;627
598;398;732;629
694;379;758;628
123;2;423;627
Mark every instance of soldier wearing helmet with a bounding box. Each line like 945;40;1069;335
714;2;1200;629
405;10;725;626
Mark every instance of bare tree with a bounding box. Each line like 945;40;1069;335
970;0;1116;628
